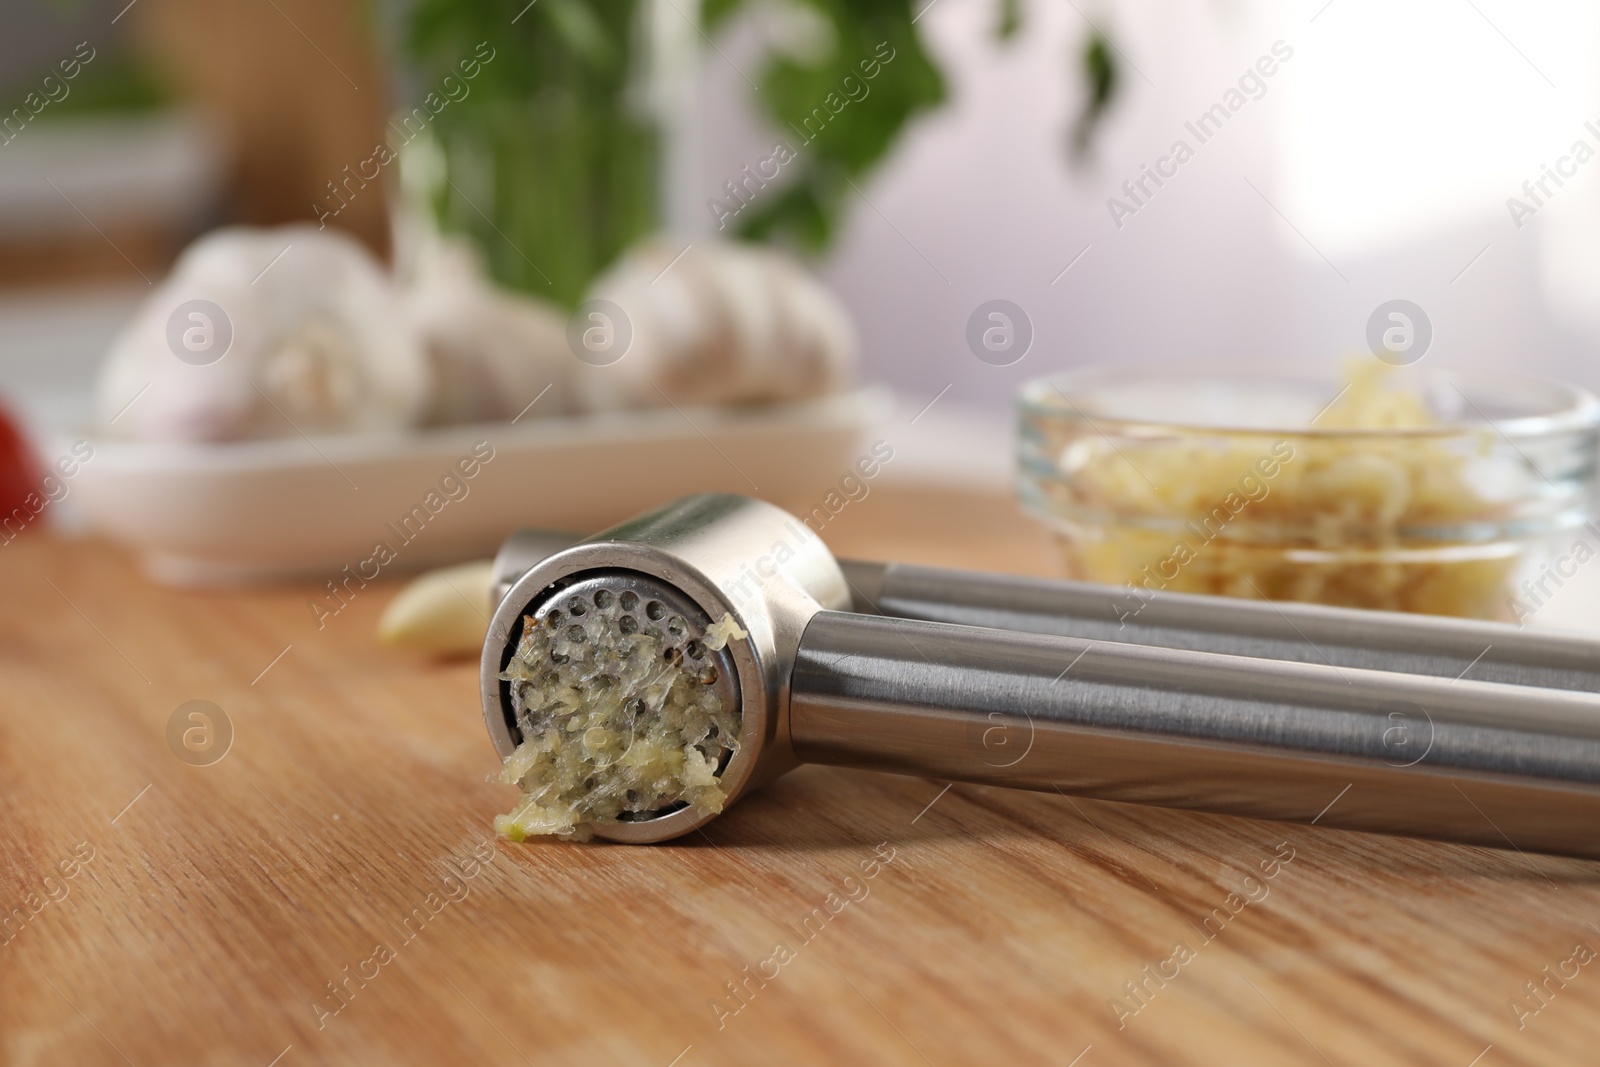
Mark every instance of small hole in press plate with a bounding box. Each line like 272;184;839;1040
616;799;689;822
645;600;665;621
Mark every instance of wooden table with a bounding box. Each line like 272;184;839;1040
4;485;1599;1066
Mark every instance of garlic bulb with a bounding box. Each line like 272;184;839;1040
570;240;857;411
95;230;858;441
405;241;572;425
95;226;430;442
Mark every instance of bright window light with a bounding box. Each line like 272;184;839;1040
1277;0;1599;258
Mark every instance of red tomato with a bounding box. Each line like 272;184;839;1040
0;403;43;532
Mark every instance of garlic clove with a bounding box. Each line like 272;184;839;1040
406;244;572;425
377;559;495;656
571;239;859;412
769;249;857;396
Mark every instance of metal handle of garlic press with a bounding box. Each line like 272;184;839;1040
789;610;1600;860
838;560;1600;693
491;530;1600;693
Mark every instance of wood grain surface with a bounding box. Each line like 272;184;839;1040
4;485;1600;1067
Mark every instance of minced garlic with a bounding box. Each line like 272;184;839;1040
494;592;742;841
1054;360;1523;618
702;613;748;651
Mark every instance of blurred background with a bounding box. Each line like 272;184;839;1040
3;0;1600;609
5;0;1598;417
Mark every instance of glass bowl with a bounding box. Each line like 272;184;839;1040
1016;360;1600;621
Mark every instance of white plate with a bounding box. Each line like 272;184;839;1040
67;388;889;585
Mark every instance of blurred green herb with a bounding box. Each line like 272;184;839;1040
405;0;657;306
997;0;1022;41
402;0;1116;303
32;51;170;119
1070;29;1117;165
709;0;946;252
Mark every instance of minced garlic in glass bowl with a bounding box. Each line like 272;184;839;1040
1017;360;1600;620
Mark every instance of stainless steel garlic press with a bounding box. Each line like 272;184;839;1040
483;493;1600;857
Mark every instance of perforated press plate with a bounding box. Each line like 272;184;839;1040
492;573;744;839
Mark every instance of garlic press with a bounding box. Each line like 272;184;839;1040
483;494;1600;858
